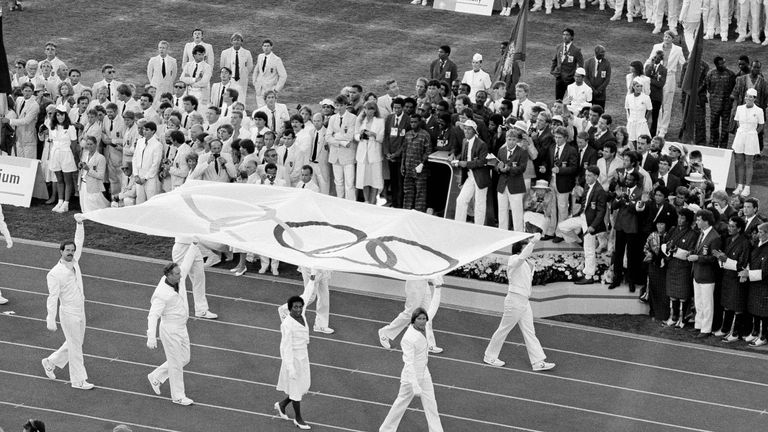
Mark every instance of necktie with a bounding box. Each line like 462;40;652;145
107;83;111;101
339;116;342;127
219;85;225;107
311;132;319;162
594;60;598;77
585;184;593;205
19;99;25;113
283;148;288;164
562;44;567;62
183;114;188;128
696;231;705;249
161;58;166;78
516;102;522;120
77;112;81;124
301;183;306;189
234;50;240;81
192;63;198;79
270;110;276;131
110;120;113;132
262;55;267;72
122;103;126;115
555;146;562;161
214;158;220;174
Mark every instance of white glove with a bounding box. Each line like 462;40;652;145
74;213;85;223
110;201;119;208
147;337;157;349
531;232;542;243
430;275;444;286
415;164;423;174
46;320;57;332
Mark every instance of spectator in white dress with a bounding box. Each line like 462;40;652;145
732;88;764;198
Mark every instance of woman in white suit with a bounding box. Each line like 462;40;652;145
275;295;312;430
646;32;686;137
78;136;109;213
354;101;385;204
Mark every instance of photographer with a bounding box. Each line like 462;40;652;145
190;139;236;183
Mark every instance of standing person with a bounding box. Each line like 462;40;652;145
91;64;122;103
278;268;335;334
653;0;681;34
326;95;358;200
132;122;163;204
4;82;39;159
181;29;214;70
729;60;768;151
430;45;458;85
689;209;722;337
645;51;667;137
219;33;253;103
378;278;444;353
735;1;761;43
354;101;385;204
77;135;109;213
252;39;287;108
453;120;490;225
546;126;579;242
170;236;218;320
550;28;584;101
496;127;530;232
663;208;698;327
731;88;764;198
147;41;177;96
609;172;644;291
584;45;611;109
705;56;736;148
47;105;78;213
461;53;492;103
275;296;312;430
648;32;686;138
713;216;751;342
383;97;409;208
379;300;445;432
483;233;556;371
743;223;768;346
625;79;653;147
401;114;432;212
42;215;94;390
679;0;707;51
308;113;330;195
180;45;212;106
146;242;202;406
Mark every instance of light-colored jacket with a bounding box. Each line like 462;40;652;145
80;150;107;194
252;52;287;95
679;0;708;23
354;116;385;164
325;111;358;165
9;96;40;147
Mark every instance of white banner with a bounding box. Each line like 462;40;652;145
661;142;734;189
434;0;495;15
0;156;39;207
81;181;529;280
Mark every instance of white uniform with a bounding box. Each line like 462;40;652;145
307;126;331;194
461;69;492;103
219;47;253;103
252;52;287;108
484;242;549;366
277;312;311;401
625;92;653;141
45;223;89;384
379;288;444;432
733;104;764;155
179;61;212;106
300;268;332;329
171;239;211;316
147;55;178;96
147;244;198;401
379;279;441;350
132;136;163;204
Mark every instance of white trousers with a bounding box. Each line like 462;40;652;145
455;175;487;225
654;0;680;28
682;21;701;52
332;163;356;200
300;272;331;329
0;205;11;245
310;161;332;195
259;256;280;270
47;310;88;383
172;243;209;315
737;0;761;38
552;189;570;237
693;281;715;333
498;190;525;231
149;323;190;400
18;142;36;159
484;292;546;365
379;372;443;432
705;0;730;35
557;215;598;276
658;71;677;135
524;211;551;234
135;177;160;205
379;284;437;347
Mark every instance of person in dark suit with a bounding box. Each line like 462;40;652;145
743;223;768;347
417;102;439;148
558;166;607;285
706;190;737;239
636;134;659;178
590;113;617;152
584;46;611;109
652;156;680;198
712;215;751;342
453;120;491;225
550;28;584;101
743;198;763;243
383;97;410;208
496;124;529;232
609;171;644;291
544;126;579;243
429;45;458;86
531;112;555;180
689;209;722;337
645;50;667;137
576;131;599;187
666;142;688;180
637;186;678;237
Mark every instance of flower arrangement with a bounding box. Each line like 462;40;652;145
449;251;612;286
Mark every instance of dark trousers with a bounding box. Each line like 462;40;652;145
592;99;606;109
694;103;707;145
403;175;427;212
613;230;644;286
709;103;731;148
650;99;662;137
388;159;403;208
555;77;572;100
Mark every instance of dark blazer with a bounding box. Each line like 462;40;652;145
383;113;410;158
669;160;687;180
577;145;599;186
745;214;764;240
584;57;611;102
429;58;458;85
551;43;584;83
496;144;528;194
706;204;737;239
692;227;722;284
645;62;667;102
653;172;681;196
612;186;643;234
640;152;659;177
532;126;554;179
435;124;463;157
590;129;617;152
460;136;491;189
639;200;677;235
424;115;440;148
548;143;579;193
576;182;608;233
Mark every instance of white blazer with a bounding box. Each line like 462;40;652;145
647;43;686;75
252;52;287;95
182;41;215;69
219;47;253;85
147;55;178;95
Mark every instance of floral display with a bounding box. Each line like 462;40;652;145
449;251;613;286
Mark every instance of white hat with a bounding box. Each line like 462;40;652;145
472;53;483;62
746;88;758;97
551;115;564;123
687;203;702;212
459;119;478;131
532;179;550;189
55;104;68;112
667;142;687;155
575;67;586;76
512;120;530;133
318;98;335;106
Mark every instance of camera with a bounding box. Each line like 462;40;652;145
359;131;369;141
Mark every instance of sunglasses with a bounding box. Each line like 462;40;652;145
174;85;185;89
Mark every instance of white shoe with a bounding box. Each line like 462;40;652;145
483;357;505;367
753;38;762;44
258;265;268;274
230;266;247;277
71;380;95;390
313;326;335;334
274;402;290;420
148;374;161;395
545;7;552;13
736;35;746;43
51;202;63;212
172;397;194;406
744;333;758;343
562;0;573;6
195;310;218;319
532;360;556;371
410;0;420;4
763;40;768;47
204;255;221;268
0;296;8;305
53;202;68;213
722;36;728;42
294;419;311;430
627;14;633;22
733;184;743;195
530;5;541;11
749;338;767;347
41;358;56;379
421;0;427;5
741;186;751;197
428;346;444;354
599;3;604;9
609;14;621;20
378;330;391;349
270;265;280;276
652;27;661;34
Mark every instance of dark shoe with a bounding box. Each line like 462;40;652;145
608;282;620;290
574;277;594;285
628;283;636;293
696;332;711;339
552;236;564;243
542;235;555;241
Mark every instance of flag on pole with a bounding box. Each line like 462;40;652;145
678;18;704;143
494;0;528;89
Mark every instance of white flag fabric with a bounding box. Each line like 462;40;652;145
81;181;530;280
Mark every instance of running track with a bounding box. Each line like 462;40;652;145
0;239;767;431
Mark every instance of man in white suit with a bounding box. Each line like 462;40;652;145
308;113;331;194
180;46;212;106
255;90;290;136
190;140;236;182
252;39;287;108
2;82;39;158
147;41;178;96
210;67;236;109
181;29;214;70
325;95;358;200
647;32;686;137
132;122;164;204
219;33;252;103
91;64;122;103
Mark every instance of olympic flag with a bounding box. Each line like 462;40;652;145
81;181;530;280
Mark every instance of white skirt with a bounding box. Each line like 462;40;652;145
626;119;650;142
79;190;109;213
732;130;760;156
40;140;57;183
276;353;311;401
355;160;384;189
49;144;78;173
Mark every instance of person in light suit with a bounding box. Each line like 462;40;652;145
42;216;95;390
180;46;212;106
147;41;177;96
77;136;109;213
4;82;39;159
295;165;320;192
252;39;287;108
647;32;686;137
461;53;492;103
354;101;386;203
255;90;290;136
190;140;236;182
168;130;192;189
219;33;252;103
274;296;313;430
679;0;708;51
210;67;237;109
181;29;214;70
326;95;358;200
308;113;331;194
132;122;164;204
91;64;122;103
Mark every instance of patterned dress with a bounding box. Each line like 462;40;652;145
664;226;698;299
